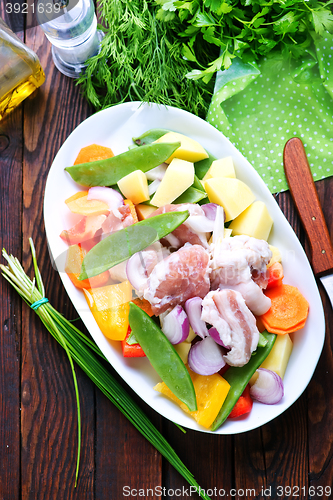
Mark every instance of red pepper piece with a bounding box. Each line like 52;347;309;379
266;262;284;289
227;384;253;419
121;327;146;358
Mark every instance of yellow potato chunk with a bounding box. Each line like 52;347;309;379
135;203;157;220
174;342;191;365
203;177;256;222
150;158;194;207
154;369;230;429
267;245;282;268
154;132;208;163
260;333;293;379
117;170;149;205
229;200;273;241
203;156;236;181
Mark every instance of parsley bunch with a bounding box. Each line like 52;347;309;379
78;0;333;116
156;0;333;83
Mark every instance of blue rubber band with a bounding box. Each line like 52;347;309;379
31;297;49;310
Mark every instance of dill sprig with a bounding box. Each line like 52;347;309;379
1;239;212;500
77;0;213;117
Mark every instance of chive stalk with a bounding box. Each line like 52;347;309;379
1;239;211;500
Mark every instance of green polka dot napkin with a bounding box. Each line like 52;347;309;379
207;32;333;194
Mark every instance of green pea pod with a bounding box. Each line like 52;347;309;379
128;302;197;412
79;210;189;279
195;152;216;180
174;187;207;204
65;142;180;187
211;331;277;431
133;128;170;146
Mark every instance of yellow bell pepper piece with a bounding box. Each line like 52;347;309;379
83;281;132;340
154;368;230;429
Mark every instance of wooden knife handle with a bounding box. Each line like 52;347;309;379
283;137;333;277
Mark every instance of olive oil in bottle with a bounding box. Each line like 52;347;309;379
0;18;45;121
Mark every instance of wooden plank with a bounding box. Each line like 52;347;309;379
0;6;24;499
21;26;95;500
163;422;233;499
95;385;162;498
308;177;333;495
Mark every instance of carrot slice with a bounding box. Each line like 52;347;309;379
124;199;138;223
131;297;154;317
260;284;309;334
74;144;114;165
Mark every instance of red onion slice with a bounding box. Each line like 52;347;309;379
202;203;218;221
126;252;149;292
148;179;161;196
188;336;226;376
212;205;225;244
160;305;189;344
250;368;284;405
146;163;168;181
185;297;208;339
185;215;215;233
87;186;124;210
208;327;230;349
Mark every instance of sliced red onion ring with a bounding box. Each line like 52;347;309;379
185;297;208;339
212;205;225;244
185;215;215;233
148;179;161;196
146;163;168;181
250;368;284;405
160;305;189;344
126;252;148;292
202;203;218;221
208;327;230;349
87;186;124;210
188;336;226;376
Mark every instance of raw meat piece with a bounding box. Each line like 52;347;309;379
144;244;210;315
202;289;259;367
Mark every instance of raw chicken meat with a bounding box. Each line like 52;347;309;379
144;244;210;315
210;235;272;315
101;204;134;235
149;203;210;249
202;289;259;367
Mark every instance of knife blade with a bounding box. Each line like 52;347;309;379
283;137;333;308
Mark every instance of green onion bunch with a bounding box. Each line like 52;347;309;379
1;239;211;500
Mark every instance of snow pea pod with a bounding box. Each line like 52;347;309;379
65;142;180;187
211;331;277;431
128;302;197;412
133;128;170;146
79;210;189;280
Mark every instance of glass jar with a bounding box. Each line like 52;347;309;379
37;0;104;78
0;18;45;121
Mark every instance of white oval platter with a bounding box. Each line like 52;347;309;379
44;101;325;434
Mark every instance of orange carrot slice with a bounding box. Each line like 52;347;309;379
124;199;138;223
260;284;309;334
74;144;114;165
131;297;154;317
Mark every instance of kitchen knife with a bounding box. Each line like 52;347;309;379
283;137;333;308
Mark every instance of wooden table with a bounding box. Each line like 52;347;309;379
1;17;333;500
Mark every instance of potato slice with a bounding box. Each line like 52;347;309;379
154;132;208;163
260;333;293;379
203;156;236;181
135;203;157;220
267;245;282;268
203;177;255;222
229;200;273;241
151;158;194;207
117;170;149;205
65;192;109;216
